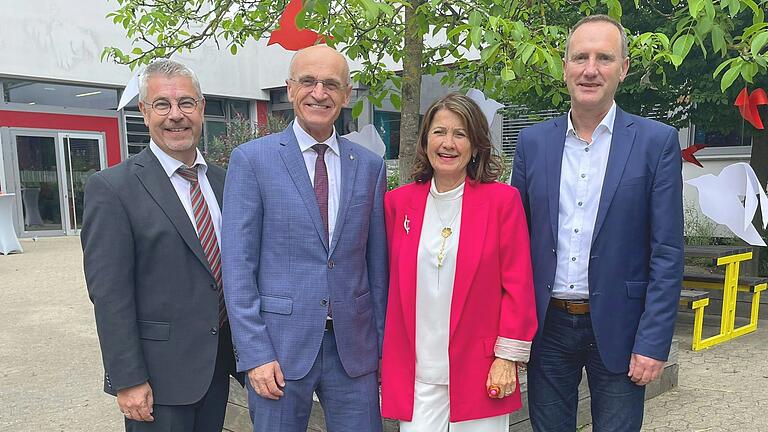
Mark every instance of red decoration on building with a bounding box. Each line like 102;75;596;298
681;143;706;168
734;87;768;130
267;0;327;51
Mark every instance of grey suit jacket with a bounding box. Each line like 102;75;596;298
81;148;240;405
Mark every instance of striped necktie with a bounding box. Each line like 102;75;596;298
177;165;227;328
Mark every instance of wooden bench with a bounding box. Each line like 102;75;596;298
682;272;767;350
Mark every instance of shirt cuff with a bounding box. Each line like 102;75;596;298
494;336;532;363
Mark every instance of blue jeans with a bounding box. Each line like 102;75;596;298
527;305;645;432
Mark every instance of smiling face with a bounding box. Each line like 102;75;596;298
139;74;204;165
287;46;351;142
564;20;629;116
426;109;473;190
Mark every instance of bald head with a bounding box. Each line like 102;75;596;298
289;45;350;86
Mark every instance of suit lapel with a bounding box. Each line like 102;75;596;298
278;128;329;252
205;164;225;208
592;108;636;242
545;116;567;243
449;180;488;339
399;182;430;350
329;138;358;255
133;149;213;278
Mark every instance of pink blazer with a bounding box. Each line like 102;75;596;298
380;179;537;422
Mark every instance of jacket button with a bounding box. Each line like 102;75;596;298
210;327;218;335
210;283;217;290
320;299;328;306
327;259;335;269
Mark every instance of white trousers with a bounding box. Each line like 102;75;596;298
399;381;509;432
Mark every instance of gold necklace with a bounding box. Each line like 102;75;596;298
434;199;460;269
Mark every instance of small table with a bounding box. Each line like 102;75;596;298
0;194;23;255
683;245;765;350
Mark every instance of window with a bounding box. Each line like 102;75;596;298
374;110;401;159
693;120;753;148
2;79;118;110
503;106;561;159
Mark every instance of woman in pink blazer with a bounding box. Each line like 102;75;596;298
381;93;537;431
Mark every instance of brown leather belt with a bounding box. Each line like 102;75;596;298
550;298;590;315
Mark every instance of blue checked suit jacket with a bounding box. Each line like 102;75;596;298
221;125;388;380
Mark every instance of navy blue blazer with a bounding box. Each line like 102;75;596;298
511;107;684;372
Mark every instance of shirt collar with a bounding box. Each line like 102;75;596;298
292;120;340;156
566;101;617;141
149;140;208;178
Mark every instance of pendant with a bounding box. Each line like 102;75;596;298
437;227;452;268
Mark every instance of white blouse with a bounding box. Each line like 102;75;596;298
415;179;464;384
414;179;531;386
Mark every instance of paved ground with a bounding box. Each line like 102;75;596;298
1;236;766;431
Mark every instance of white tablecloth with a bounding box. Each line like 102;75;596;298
0;194;23;255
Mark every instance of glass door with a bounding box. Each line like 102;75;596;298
13;133;65;234
59;133;106;234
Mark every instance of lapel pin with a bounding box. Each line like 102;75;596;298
404;215;410;234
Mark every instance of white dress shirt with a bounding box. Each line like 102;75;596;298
294;121;341;245
552;102;616;300
149;141;222;242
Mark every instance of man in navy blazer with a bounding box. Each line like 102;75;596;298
512;15;684;431
221;45;388;431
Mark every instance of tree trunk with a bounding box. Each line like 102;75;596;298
398;0;424;185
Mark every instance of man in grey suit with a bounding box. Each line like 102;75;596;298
82;59;241;431
221;45;388;431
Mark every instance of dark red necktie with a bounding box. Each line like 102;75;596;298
177;165;227;328
312;144;329;243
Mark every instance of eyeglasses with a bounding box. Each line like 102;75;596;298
288;77;346;93
144;97;202;115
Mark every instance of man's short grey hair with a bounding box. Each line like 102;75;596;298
564;14;629;59
138;58;203;101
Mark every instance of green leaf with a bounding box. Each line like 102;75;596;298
672;34;695;61
470;27;483;49
480;42;501;63
712;57;737;77
704;0;715;19
728;0;740;17
501;66;516;81
551;92;563;106
352;100;364;118
688;0;703;18
230;44;238;55
751;31;768;58
711;26;726;55
132;47;144;55
468;11;482;27
721;66;740;92
520;43;536;64
389;92;401;110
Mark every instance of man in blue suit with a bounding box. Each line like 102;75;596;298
512;15;684;431
221;45;388;432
